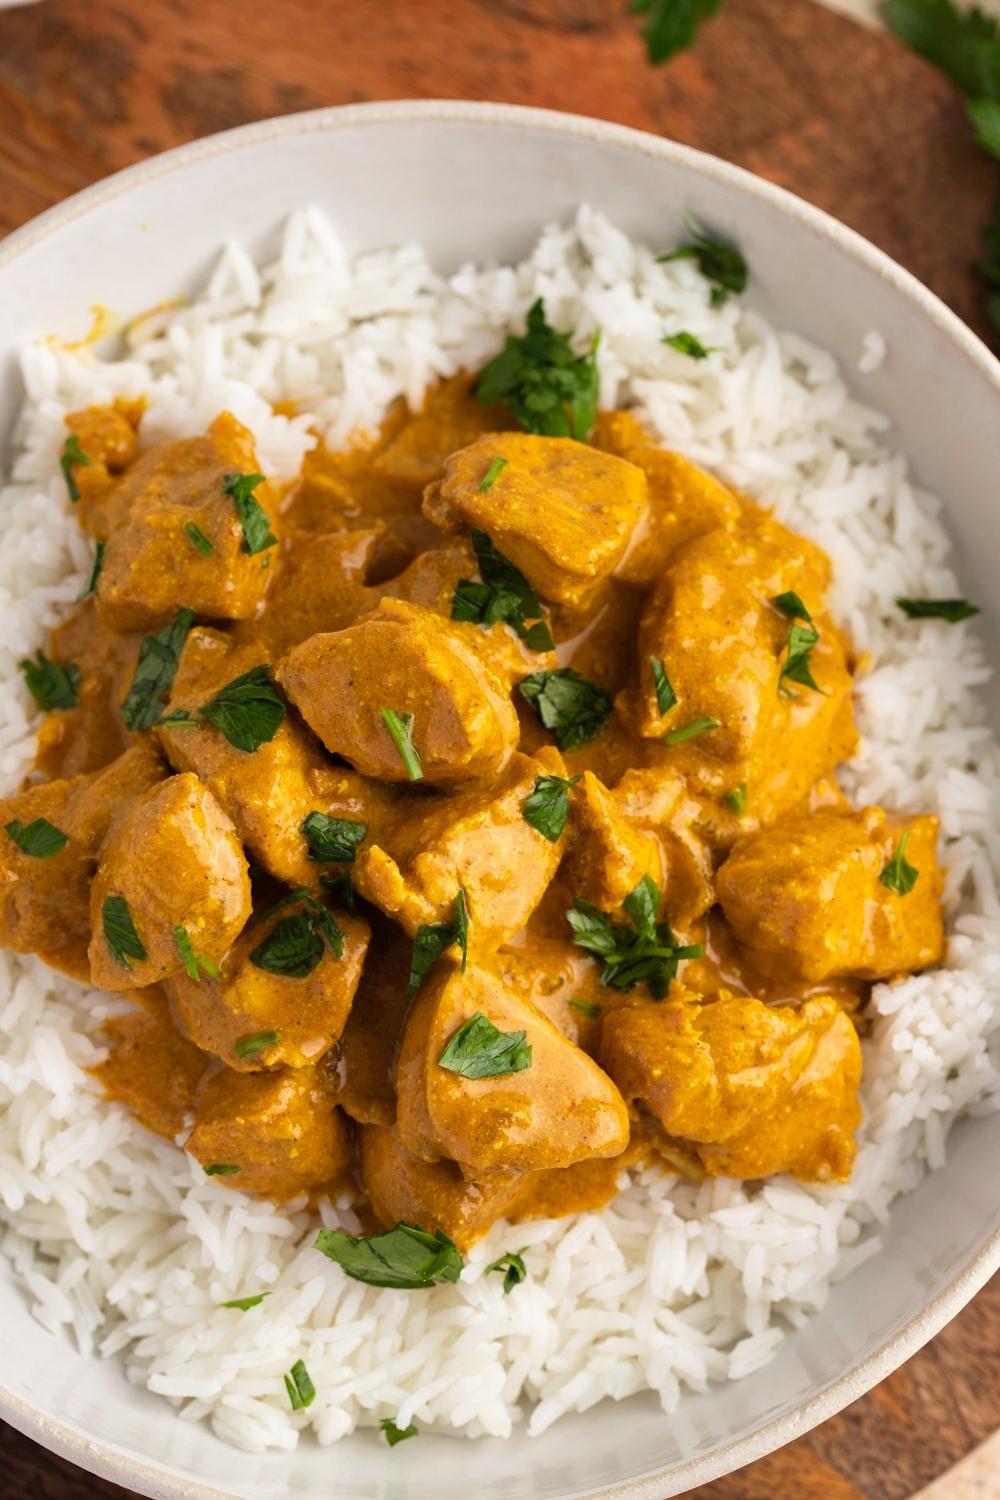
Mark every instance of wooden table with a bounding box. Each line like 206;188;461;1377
0;1;997;1495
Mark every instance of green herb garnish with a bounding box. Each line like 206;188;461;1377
406;890;469;995
455;888;470;974
650;655;677;717
5;817;69;859
438;1011;532;1080
478;455;509;492
250;907;342;978
204;1164;241;1177
233;1030;280;1060
521;773;581;842
60;434;91;502
485;1251;527;1295
20;651;80;712
660;223;747;306
663;330;715;359
221;1292;269;1309
452;530;554;652
885;0;1000;97
567;997;601;1019
301;812;368;864
663;715;719;745
184;521;215;556
380;707;423;781
320;870;357;915
284;1359;315;1412
102;894;148;971
476;297;600;440
76;541;105;602
121;609;194;731
381;1418;418;1446
222;472;276;555
896;596;980;623
519;668;612;751
724;782;748;816
174;925;220;982
631;0;724;64
772;594;821;695
199;664;285;752
314;1222;464;1289
567;874;702;1000
880;830;920;896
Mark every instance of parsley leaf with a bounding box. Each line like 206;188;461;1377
885;0;1000;99
380;707;423;781
772;594;822;695
521;772;581;842
60;433;92;503
320;870;357;915
184;521;215;556
567;997;601;1019
76;541;105;602
204;1163;241;1176
451;530;554;652
301;812;368;864
896;596;980;622
630;0;725;64
438;1011;532;1079
233;1030;280;1060
518;668;612;750
121;609;194;731
284;1359;315;1411
880;830;920;896
314;1222;464;1289
772;590;812;621
969;95;1000;155
406;890;468;995
663;715;719;745
381;1419;418;1446
724;782;748;815
102;895;148;970
20;651;80;712
663;330;715;359
221;1292;269;1310
222;472;276;555
250;906;343;978
485;1251;527;1295
650;655;677;717
478;455;509;492
567;874;702;1000
455;888;470;973
199;665;286;752
5;817;69;859
476;298;600;440
173;925;220;982
660;224;747;305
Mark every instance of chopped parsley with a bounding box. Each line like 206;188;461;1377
455;887;470;973
567;874;702;1000
320;870;357;914
772;593;822;695
381;1418;418;1446
301;811;368;864
20;651;80;712
663;715;719;746
406;890;469;995
102;895;148;971
199;665;286;752
60;433;91;502
970;95;1000;156
476;297;600;440
567;997;601;1019
724;782;748;816
5;817;69;859
284;1359;315;1412
650;655;677;717
173;925;220;982
222;472;276;555
663;330;715;360
76;541;105;602
485;1251;527;1295
659;224;748;306
452;530;554;652
880;830;920;897
314;1222;464;1289
631;0;725;64
478;455;509;492
121;609;194;731
233;1030;280;1060
380;707;423;781
250;905;343;978
896;596;980;623
518;668;612;751
221;1292;269;1310
521;773;581;842
184;521;215;556
204;1164;241;1177
437;1011;532;1080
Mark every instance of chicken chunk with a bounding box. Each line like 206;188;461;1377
424;433;647;607
34;600;139;780
616;447;741;586
64;401;141;516
254;526;407;658
354;749;565;953
0;743;164;973
88;412;280;632
611;767;715;927
93;991;210;1139
716;807;945;985
185;1065;350;1199
361;1124;526;1248
396;962;629;1178
277;598;519;784
600;988;861;1182
561;770;664;913
373;374;513;488
89;773;251;991
332;916;415;1127
168;896;370;1070
159;628;396;886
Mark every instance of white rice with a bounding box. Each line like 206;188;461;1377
1;205;998;1452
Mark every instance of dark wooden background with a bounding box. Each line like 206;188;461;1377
0;0;997;1495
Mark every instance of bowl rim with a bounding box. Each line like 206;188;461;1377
0;96;998;1500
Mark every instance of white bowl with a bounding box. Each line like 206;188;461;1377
1;100;998;1500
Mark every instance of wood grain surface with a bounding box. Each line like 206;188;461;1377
0;1;997;1497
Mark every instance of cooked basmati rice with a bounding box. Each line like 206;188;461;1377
0;205;997;1451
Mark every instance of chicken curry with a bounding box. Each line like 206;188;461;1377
1;309;947;1262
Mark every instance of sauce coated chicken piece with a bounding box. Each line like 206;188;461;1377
424;432;647;607
0;743;164;975
167;897;370;1071
64;402;141;513
94;993;209;1139
89;773;251;991
252;525;406;658
277;598;519;784
360;1124;527;1248
332;916;414;1127
615;447;741;586
717;806;945;984
600;988;861;1182
396;962;629;1178
159;628;396;887
355;748;566;953
562;770;664;913
35;601;139;780
185;1064;350;1199
83;412;280;633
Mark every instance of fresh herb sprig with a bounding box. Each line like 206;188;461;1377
102;895;148;970
5;817;69;859
772;592;822;696
381;1419;418;1446
174;925;220;982
121;609;194;732
896;596;980;623
20;651;80;712
880;830;920;896
234;1030;280;1060
76;541;105;602
223;472;276;555
519;668;612;751
659;224;747;306
314;1222;464;1289
663;330;715;359
199;665;286;752
452;530;554;652
284;1359;315;1412
522;773;581;842
485;1251;527;1295
301;812;368;863
630;0;725;64
380;707;423;781
406;891;470;995
60;434;91;503
437;1012;532;1080
567;874;702;1000
476;298;600;440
